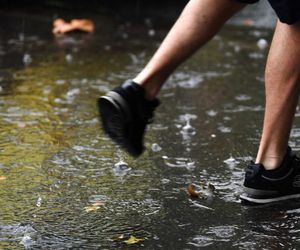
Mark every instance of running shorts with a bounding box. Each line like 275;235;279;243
236;0;300;25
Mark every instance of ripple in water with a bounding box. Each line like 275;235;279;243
112;160;131;177
0;223;37;248
162;155;195;171
188;225;237;247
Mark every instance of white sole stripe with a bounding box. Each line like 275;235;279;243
240;193;300;204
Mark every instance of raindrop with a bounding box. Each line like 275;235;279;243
161;178;170;184
223;156;240;169
121;33;128;39
65;54;73;63
257;38;268;50
23;53;32;65
19;33;25;42
144;18;152;27
148;29;156;37
36;197;42;207
182;120;196;134
234;45;241;53
104;45;111;51
206;110;218;117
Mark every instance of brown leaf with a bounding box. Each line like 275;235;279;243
53;18;94;35
187;183;201;198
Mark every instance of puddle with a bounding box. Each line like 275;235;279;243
0;4;300;250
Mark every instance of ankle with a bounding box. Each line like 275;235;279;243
133;78;160;100
256;156;284;170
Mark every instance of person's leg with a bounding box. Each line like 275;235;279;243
99;0;247;156
134;0;246;100
256;20;300;170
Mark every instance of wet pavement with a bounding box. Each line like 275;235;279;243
1;3;300;249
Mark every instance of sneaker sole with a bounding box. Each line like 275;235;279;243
240;193;300;204
98;92;142;157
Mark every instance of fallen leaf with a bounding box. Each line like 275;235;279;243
84;205;100;212
187;183;201;198
84;200;106;212
0;176;6;181
53;18;94;35
124;235;145;245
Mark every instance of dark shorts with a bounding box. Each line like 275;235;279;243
237;0;300;25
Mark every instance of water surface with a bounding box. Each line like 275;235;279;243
0;6;300;250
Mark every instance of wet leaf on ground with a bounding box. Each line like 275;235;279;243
123;235;145;245
187;183;216;198
187;183;201;198
84;201;106;212
0;176;6;181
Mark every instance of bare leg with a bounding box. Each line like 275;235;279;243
133;0;245;100
256;21;300;170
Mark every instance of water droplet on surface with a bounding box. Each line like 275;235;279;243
186;162;196;171
235;94;251;101
151;143;162;152
182;120;196;134
20;234;33;247
66;88;80;98
161;178;170;184
218;125;232;133
36;197;42;207
56;79;66;85
206;110;218;117
223;156;240;169
113;161;131;177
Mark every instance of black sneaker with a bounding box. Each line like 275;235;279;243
97;80;159;157
240;147;300;204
